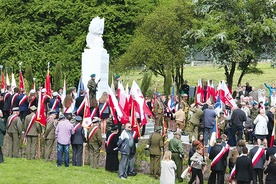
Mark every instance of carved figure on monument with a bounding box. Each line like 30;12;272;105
87;73;100;108
86;16;104;49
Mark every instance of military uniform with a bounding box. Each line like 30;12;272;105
7;113;22;157
88;123;102;169
180;98;190;131
24;113;42;159
148;130;163;178
153;98;164;128
168;134;184;182
174;109;185;132
188;107;203;142
44;116;57;161
87;78;97;107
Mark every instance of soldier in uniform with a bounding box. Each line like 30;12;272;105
0;111;6;163
148;126;163;179
180;93;190;134
114;75;120;92
188;104;203;143
44;110;58;161
153;93;164;128
87;74;100;108
7;107;22;158
168;131;184;183
87;117;102;169
24;105;42;160
173;105;186;134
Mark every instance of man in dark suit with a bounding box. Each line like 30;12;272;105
208;138;228;184
3;86;12;124
71;116;85;166
236;147;253;184
266;141;276;160
249;142;266;184
230;104;247;144
75;90;85;118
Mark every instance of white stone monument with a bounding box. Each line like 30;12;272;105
82;16;109;99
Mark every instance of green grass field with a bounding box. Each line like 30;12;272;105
121;62;275;95
0;157;164;184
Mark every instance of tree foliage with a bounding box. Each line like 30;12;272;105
184;0;276;89
118;0;193;92
140;72;152;95
0;0;158;89
54;61;62;91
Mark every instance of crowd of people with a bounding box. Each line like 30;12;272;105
1;76;276;184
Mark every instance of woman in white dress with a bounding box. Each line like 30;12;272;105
160;151;177;184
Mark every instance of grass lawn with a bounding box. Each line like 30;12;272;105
0;157;182;184
121;62;275;94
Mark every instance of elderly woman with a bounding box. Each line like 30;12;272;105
253;109;269;148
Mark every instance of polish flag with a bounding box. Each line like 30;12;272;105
131;101;141;138
117;82;129;115
19;70;25;90
82;93;92;128
196;79;202;105
217;81;237;108
1;73;5;91
44;70;52;98
107;85;129;124
36;88;46;126
130;81;153;126
270;125;275;147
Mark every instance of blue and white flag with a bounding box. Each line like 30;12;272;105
170;84;175;109
214;95;223;116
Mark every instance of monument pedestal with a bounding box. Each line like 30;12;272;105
82;47;109;99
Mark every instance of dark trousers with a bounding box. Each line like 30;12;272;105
227;127;237;146
208;170;225;184
127;153;135;174
0;147;3;163
172;153;183;181
237;182;250;184
72;144;83;166
253;168;263;184
188;167;203;184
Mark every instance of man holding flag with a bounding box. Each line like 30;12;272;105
208;138;228;184
24;105;42;160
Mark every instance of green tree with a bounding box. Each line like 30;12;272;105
54;61;62;91
184;0;276;89
0;0;157;88
25;65;33;91
118;0;193;92
140;72;152;95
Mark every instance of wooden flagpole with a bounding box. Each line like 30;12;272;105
38;134;41;159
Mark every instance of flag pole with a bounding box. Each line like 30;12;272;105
38;134;41;159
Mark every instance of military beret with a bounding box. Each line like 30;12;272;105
90;74;96;78
115;75;120;79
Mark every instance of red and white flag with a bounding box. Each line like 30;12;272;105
6;71;10;86
82;94;92;128
107;85;129;124
1;73;5;91
131;101;141;138
217;81;237;108
196;79;202;105
36;88;46;126
117;81;129;116
19;70;25;90
270;124;275;147
44;70;52;98
130;81;153;126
